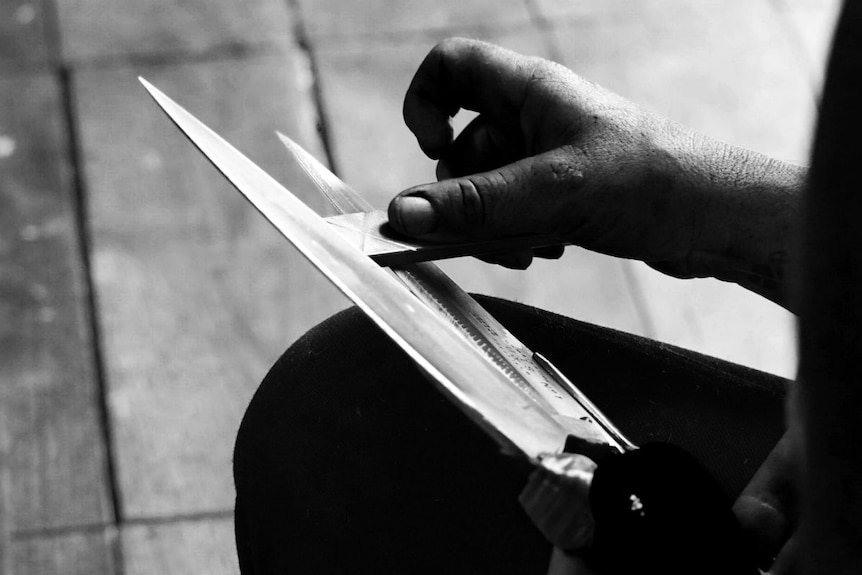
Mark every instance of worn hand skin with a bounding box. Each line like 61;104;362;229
388;37;805;311
389;17;862;573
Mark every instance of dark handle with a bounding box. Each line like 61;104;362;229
584;443;759;575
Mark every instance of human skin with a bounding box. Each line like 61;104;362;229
387;33;862;574
388;37;805;311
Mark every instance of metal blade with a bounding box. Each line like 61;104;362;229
275;132;372;214
275;132;634;454
139;77;578;459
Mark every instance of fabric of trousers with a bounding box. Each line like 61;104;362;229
233;295;788;574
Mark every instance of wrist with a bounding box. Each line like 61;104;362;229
676;136;805;311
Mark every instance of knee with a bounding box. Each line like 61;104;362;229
234;306;384;470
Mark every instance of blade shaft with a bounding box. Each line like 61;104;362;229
140;78;574;459
276;131;631;455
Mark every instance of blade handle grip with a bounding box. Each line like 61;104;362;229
584;443;759;575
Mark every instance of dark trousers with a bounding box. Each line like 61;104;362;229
233;295;787;574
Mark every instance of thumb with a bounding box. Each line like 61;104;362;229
732;431;798;570
388;149;582;241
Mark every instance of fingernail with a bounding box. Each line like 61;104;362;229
395;196;437;235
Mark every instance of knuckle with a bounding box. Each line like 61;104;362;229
525;57;553;82
539;148;585;185
459;178;486;228
433;37;474;60
445;178;487;230
521;58;549;98
524;57;573;93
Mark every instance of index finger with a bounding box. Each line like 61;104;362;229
403;38;538;159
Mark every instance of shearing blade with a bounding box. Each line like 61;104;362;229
276;132;634;455
140;77;580;459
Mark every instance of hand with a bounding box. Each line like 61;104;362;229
733;429;800;573
389;38;803;308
